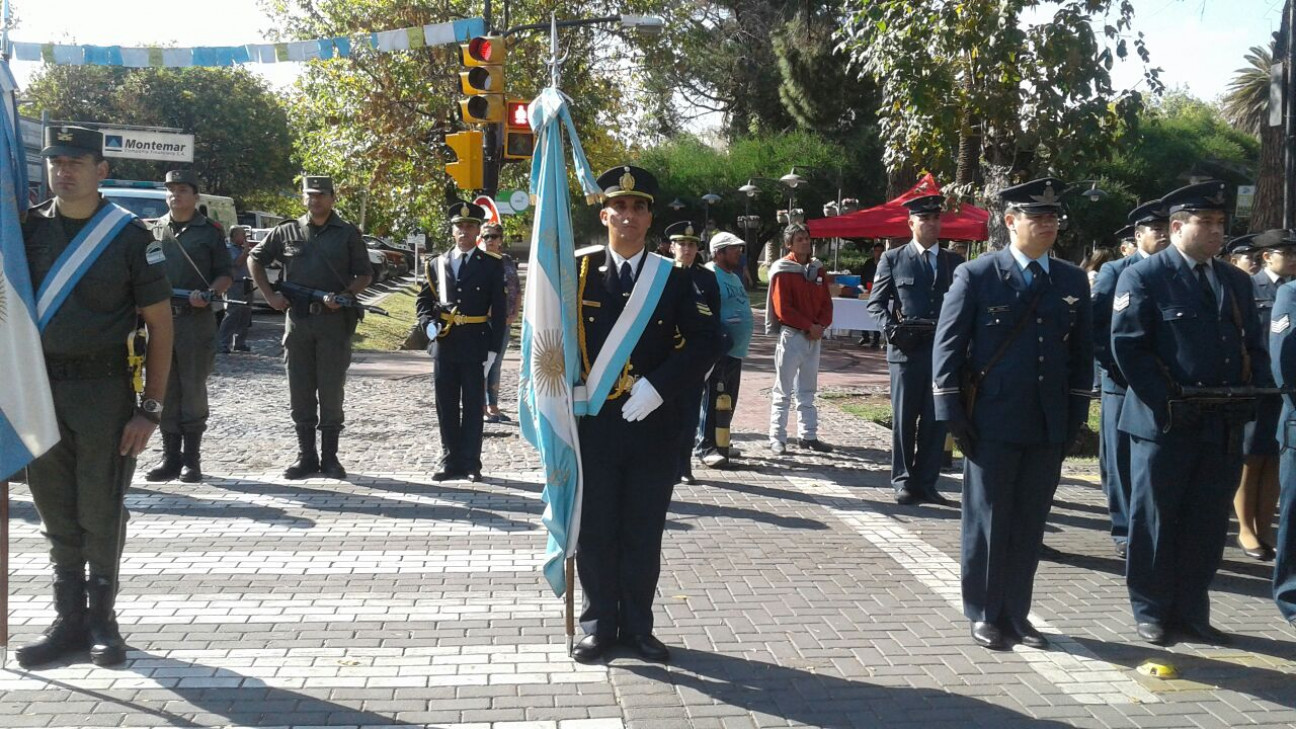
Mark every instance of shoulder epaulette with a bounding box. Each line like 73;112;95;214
575;244;604;257
128;217;151;231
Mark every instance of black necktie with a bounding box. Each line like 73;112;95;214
619;261;634;296
1028;261;1046;292
1195;263;1217;309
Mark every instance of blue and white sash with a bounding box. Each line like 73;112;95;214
34;202;135;331
575;252;672;416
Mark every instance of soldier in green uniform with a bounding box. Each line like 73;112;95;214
17;126;174;669
144;169;232;484
248;176;371;480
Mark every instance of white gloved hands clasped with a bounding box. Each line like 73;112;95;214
483;351;498;378
621;378;663;422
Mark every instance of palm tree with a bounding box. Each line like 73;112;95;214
1222;42;1282;230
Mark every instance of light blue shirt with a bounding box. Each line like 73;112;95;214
1173;244;1221;302
707;262;754;359
1009;245;1050;286
909;239;939;278
607;247;645;283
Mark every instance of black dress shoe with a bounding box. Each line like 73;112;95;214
1114;542;1128;559
622;633;670;662
571;634;614;663
432;470;464;482
1136;621;1170;645
923;493;957;507
970;621;1006;650
1174;620;1231;645
894;490;920;505
1237;536;1276;561
466;471;483;483
679;474;696;485
1009;619;1049;649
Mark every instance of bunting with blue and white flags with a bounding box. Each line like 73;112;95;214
518;87;602;597
0;57;59;479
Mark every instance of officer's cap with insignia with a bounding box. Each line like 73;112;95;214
164;169;201;194
596;165;658;205
302;175;335;194
447;201;486;224
1114;225;1135;243
41;125;103;159
902;193;944;216
1161;180;1228;215
1226;233;1257;255
999;177;1068;214
1127;199;1169;226
1251;229;1296;251
665;220;701;242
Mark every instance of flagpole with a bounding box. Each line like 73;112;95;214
1;477;7;666
564;557;575;655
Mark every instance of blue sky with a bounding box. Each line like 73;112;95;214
7;0;1288;107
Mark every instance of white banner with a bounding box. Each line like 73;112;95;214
101;129;195;162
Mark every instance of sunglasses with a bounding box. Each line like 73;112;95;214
481;234;502;240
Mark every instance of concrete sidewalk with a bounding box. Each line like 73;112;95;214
2;308;1294;729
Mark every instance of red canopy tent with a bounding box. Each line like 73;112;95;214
806;173;990;241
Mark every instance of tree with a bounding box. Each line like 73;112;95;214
266;0;673;238
22;65;296;211
1222;43;1282;231
837;0;1160;246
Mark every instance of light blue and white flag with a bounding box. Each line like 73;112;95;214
518;87;601;597
0;57;58;478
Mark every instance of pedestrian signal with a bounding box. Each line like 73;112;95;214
502;99;534;162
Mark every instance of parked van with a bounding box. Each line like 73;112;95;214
238;210;287;228
99;179;239;234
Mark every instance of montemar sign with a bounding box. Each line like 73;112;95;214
101;129;195;162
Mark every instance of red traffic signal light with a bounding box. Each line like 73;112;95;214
464;36;500;65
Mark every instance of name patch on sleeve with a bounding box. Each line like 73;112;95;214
145;241;166;265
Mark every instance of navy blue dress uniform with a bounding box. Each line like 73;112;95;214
1269;276;1296;627
1091;200;1169;556
664;220;722;484
931;178;1094;650
415;202;507;481
1111;180;1272;645
867;194;963;505
1244;232;1288;461
572;167;723;663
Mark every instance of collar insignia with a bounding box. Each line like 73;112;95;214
1062;295;1079;306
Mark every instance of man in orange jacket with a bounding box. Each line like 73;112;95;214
766;223;835;455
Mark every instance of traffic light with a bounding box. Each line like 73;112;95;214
446;130;484;191
459;35;505;125
502;99;534;162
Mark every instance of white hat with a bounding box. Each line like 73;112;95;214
709;231;746;255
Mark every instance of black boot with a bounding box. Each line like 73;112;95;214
86;575;126;667
318;429;347;480
16;568;87;669
283;425;319;479
145;432;182;482
179;432;204;483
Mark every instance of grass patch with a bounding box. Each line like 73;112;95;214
352;284;420;352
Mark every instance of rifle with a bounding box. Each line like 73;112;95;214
172;288;249;307
1164;385;1296;450
276;281;390;317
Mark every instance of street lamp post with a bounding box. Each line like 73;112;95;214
701;192;722;229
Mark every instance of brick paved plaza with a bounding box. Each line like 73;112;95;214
3;303;1296;728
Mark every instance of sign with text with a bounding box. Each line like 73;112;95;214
101;129;195;162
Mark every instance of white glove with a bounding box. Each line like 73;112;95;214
621;378;663;422
483;351;497;378
425;321;442;339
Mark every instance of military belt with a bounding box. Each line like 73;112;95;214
439;311;490;325
45;346;131;381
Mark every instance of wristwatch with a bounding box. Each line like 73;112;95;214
137;398;163;424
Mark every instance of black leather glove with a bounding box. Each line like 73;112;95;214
945;418;978;459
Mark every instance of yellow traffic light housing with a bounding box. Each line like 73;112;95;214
502;99;534;162
459;35;505;126
445;130;484;191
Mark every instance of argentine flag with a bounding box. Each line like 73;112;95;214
0;59;58;479
518;87;602;597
